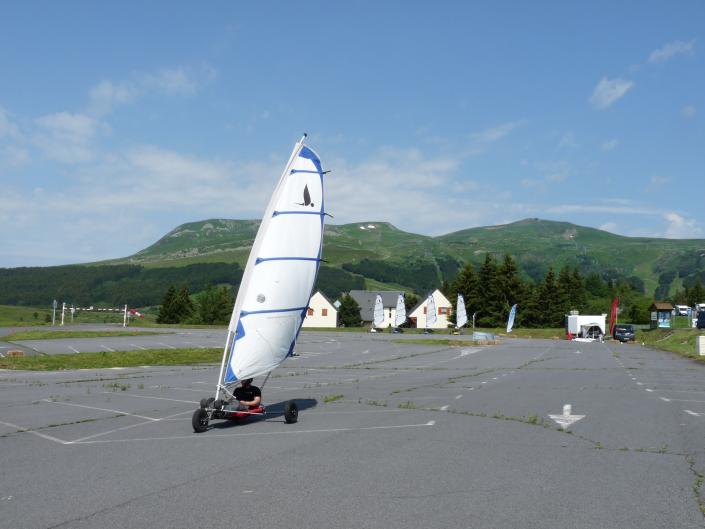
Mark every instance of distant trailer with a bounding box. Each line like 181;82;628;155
565;314;606;339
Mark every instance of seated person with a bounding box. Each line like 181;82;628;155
233;378;262;410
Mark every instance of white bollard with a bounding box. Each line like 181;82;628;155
563;404;572;416
698;336;705;356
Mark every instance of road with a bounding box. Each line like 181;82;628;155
0;333;703;528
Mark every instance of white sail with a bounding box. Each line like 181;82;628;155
506;304;517;333
456;294;467;328
426;294;437;327
373;294;384;328
394;293;406;327
216;137;326;390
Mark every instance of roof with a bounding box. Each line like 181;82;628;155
409;289;452;316
650;301;674;311
309;291;337;311
348;290;403;322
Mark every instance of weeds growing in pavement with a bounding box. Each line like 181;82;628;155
323;394;344;403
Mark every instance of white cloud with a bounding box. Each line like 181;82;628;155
471;120;526;143
558;132;577;149
32;112;104;163
601;139;619;151
590;77;635;109
647;175;671;191
0;145;30;168
649;39;696;63
89;64;216;115
663;212;702;238
682;105;697;119
0;108;21;139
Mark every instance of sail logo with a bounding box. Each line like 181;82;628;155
297;185;315;207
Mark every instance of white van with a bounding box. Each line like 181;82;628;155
675;305;689;316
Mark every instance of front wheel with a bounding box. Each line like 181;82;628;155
284;400;298;424
192;408;209;433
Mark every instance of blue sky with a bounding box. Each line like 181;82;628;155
1;1;703;267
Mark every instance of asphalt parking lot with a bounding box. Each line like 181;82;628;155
1;332;704;528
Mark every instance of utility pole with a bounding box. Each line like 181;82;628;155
52;300;57;326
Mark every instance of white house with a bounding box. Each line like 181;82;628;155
348;290;404;328
302;291;338;328
409;289;453;329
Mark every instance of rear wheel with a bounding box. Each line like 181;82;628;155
192;408;209;433
284;400;298;424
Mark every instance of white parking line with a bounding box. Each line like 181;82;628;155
130;344;147;350
69;346;80;354
102;392;198;405
41;398;158;421
101;345;115;352
71;420;437;445
158;343;176;350
662;398;705;404
684;410;703;417
0;419;68;445
67;410;193;444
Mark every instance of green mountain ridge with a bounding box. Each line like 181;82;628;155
106;218;705;298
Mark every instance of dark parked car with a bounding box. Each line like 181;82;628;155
613;324;636;342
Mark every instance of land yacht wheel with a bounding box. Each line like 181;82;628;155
284;400;298;424
192;408;209;433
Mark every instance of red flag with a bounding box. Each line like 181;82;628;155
129;309;145;318
609;298;619;336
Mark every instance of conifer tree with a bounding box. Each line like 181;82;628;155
156;285;177;324
537;267;561;326
196;285;233;324
478;254;503;326
338;294;361;327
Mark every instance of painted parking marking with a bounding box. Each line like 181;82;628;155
455;394;463;399
0;419;68;445
662;398;705;404
158;342;176;349
67;410;194;444
41;398;158;421
684;410;704;417
101;345;115;352
69;346;80;354
130;344;147;350
71;420;437;445
102;392;198;405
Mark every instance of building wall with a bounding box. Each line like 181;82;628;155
302;292;337;328
409;289;452;329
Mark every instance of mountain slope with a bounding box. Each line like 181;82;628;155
105;218;705;297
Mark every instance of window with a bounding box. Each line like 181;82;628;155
423;306;427;314
307;308;314;316
439;307;451;315
322;309;328;316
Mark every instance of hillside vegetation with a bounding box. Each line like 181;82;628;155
1;218;704;309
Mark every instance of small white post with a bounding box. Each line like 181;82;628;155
70;305;75;323
563;404;572;416
123;304;128;327
52;300;57;326
698;336;705;356
60;302;66;326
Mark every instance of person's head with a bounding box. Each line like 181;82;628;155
241;378;253;387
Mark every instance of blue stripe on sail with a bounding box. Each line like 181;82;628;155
272;210;326;217
241;306;309;317
256;256;321;265
290;169;324;175
299;146;323;174
224;319;246;383
287;306;309;357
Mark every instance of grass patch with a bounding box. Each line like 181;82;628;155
323;394;344;403
3;330;166;341
0;347;220;371
638;328;705;362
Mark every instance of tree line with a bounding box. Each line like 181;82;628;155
443;254;656;328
